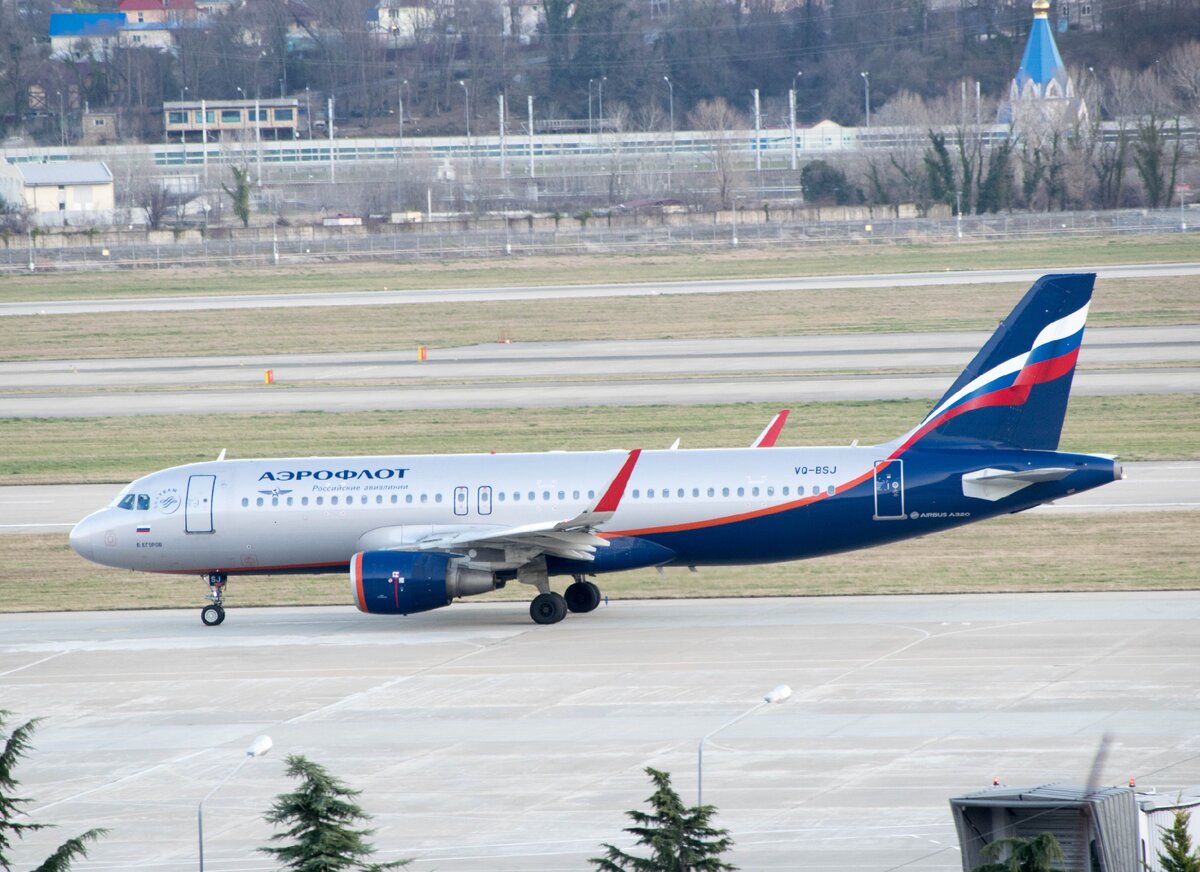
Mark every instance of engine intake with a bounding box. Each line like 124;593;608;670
350;551;497;615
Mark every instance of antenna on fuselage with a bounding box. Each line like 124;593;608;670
216;448;227;461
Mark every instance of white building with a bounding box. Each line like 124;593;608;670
0;161;116;227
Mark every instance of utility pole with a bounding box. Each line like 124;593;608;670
527;95;534;179
753;88;761;173
498;93;506;181
328;96;335;183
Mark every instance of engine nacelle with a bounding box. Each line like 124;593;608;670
350;551;497;615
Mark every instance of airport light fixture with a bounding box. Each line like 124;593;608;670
198;735;272;872
861;71;871;129
697;684;791;805
458;79;470;143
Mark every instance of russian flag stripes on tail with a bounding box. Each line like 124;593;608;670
898;273;1095;452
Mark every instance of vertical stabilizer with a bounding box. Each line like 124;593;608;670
899;273;1094;451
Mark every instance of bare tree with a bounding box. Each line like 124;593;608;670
135;181;172;229
690;98;745;208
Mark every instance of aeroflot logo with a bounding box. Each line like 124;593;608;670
258;468;410;482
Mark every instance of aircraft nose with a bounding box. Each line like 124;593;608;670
69;513;101;562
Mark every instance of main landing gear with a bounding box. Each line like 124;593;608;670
529;577;602;625
200;573;227;626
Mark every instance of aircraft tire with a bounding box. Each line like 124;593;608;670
530;592;567;625
201;605;225;626
565;581;601;613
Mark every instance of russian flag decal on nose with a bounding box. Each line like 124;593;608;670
136;526;151;534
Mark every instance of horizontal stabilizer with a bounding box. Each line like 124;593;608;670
961;466;1074;501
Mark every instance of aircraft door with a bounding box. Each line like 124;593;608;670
478;486;492;515
185;474;217;533
873;460;905;520
453;486;468;516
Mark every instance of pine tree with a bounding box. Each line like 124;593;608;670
590;767;736;872
1158;807;1200;872
259;754;409;872
222;166;253;229
973;832;1066;872
1;711;105;872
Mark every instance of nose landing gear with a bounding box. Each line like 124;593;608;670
200;573;227;626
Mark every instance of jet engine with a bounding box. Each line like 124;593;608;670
350;551;498;615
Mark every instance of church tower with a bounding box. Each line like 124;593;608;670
1000;0;1088;131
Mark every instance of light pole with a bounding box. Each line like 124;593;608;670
56;90;64;147
790;71;801;172
588;78;594;134
198;736;272;872
598;76;606;132
304;85;311;139
861;71;870;130
697;685;791;806
956;189;963;239
458;79;470;144
663;75;674;186
398;79;409;154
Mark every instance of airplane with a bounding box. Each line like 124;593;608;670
69;273;1122;627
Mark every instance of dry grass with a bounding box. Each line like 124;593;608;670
2;511;1195;614
0;394;1194;485
1;276;1196;362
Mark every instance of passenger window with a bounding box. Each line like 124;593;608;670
707;487;714;497
752;487;760;497
405;494;413;504
827;485;835;495
573;490;580;499
137;494;150;511
271;497;279;506
498;492;506;502
722;487;730;497
241;497;249;507
420;494;428;504
632;489;640;498
528;491;535;501
331;496;339;506
287;497;293;506
692;488;699;498
647;489;655;498
797;486;804;496
557;490;565;500
316;496;324;505
513;492;521;502
782;486;790;496
302;496;309;506
737;487;745;497
256;497;264;507
588;490;596;499
435;494;443;503
390;495;397;504
678;489;685;498
542;491;550;501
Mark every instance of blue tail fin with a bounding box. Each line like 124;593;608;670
900;273;1095;451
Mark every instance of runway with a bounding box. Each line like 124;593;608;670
2;261;1197;317
0;462;1194;534
3;594;1199;871
2;326;1195;417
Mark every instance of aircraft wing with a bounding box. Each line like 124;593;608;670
961;466;1075;501
411;449;643;562
752;410;789;448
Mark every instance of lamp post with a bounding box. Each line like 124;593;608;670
198;736;272;872
790;71;801;172
458;79;470;144
697;685;791;806
598;76;606;132
861;71;870;130
398;79;409;155
956;189;963;239
663;75;674;187
56;90;64;147
588;78;594;134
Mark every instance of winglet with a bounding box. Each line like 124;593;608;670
594;449;641;513
752;410;789;448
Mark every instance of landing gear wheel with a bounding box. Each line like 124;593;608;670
565;580;602;613
201;604;225;626
530;592;568;625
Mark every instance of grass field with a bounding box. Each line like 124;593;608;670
2;511;1195;614
1;234;1196;303
1;394;1194;485
2;276;1196;362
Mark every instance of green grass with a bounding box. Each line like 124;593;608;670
1;233;1196;303
1;276;1196;361
2;511;1195;613
0;394;1193;485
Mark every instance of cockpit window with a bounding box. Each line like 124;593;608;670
115;493;150;511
